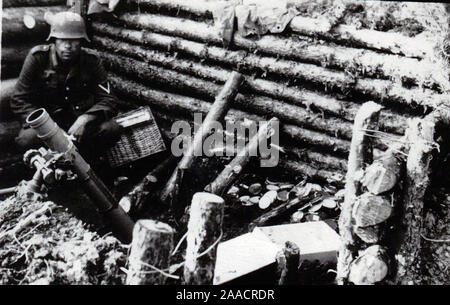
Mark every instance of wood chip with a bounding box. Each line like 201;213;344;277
290;211;304;222
227;186;239;195
266;185;280;191
248;183;262;195
249;196;260;204
321;198;337;209
277;190;289;202
279;184;294;190
259;191;277;209
308;203;322;213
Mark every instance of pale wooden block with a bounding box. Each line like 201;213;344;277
213;232;281;285
253;221;341;263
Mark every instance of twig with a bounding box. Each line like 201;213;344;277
420;234;450;243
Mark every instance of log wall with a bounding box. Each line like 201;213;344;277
1;2;67;80
86;0;448;185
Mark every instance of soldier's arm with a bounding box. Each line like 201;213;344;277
10;51;42;124
84;57;118;120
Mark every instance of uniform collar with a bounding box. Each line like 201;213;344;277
49;43;87;82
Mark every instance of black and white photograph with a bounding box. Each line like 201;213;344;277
0;0;449;290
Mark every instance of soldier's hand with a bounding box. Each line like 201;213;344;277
68;114;97;142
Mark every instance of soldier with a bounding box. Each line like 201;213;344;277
10;11;121;161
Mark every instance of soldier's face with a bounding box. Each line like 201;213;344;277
54;38;82;63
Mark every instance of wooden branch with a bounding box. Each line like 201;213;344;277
126;219;175;285
276;241;301;285
337;101;382;284
204;118;278;196
395;117;436;284
118;155;178;214
184;192;225;285
159;71;243;205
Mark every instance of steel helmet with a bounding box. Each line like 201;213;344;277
46;11;90;42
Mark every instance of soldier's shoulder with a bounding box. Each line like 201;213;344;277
83;50;102;64
29;44;51;55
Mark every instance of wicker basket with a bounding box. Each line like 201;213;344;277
106;106;166;168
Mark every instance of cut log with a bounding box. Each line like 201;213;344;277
204;118;278;195
395;117;436;284
127;0;434;59
352;193;393;227
2;0;66;7
248;195;323;231
354;225;380;244
1;44;34;65
348;245;389;285
118;155;178;214
276;241;301;285
107;73;354;155
337;101;382;284
2;6;66;43
126;219;175;285
184;192;225;285
159;71;243;205
362;148;403;195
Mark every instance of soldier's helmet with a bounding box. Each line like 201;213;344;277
46;11;90;42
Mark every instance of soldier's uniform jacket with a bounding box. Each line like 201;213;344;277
11;44;118;129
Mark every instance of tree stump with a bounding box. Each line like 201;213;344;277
184;192;224;285
127;219;175;285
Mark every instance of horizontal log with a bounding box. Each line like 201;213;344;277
152;109;347;177
1;44;33;64
278;159;344;185
91;33;409;135
90;48;399;149
127;0;434;59
2;6;66;42
107;72;353;155
97;17;446;109
2;0;66;7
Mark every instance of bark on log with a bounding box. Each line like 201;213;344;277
278;159;345;185
91;21;445;111
205;118;278;195
249;195;324;231
337;101;382;284
395;117;436;284
127;0;434;59
2;6;66;43
107;73;354;155
159;71;243;205
348;245;390;285
91;32;408;135
126;219;175;285
90;48;398;147
276;241;301;285
1;44;34;65
184;192;225;285
2;0;66;8
352;193;393;227
119;155;179;214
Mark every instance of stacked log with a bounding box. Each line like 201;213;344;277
1;4;67;80
86;0;446;185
